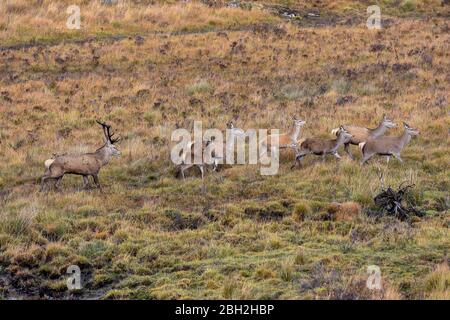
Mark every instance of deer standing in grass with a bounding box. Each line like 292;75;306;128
207;121;246;171
359;122;419;165
40;121;120;191
260;116;306;156
178;121;246;178
331;115;397;160
291;126;353;169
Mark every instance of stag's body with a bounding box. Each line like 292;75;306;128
331;115;396;160
40;121;120;191
291;127;352;169
360;123;419;165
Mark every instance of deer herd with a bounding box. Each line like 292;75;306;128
40;115;419;191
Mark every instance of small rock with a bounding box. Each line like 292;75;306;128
392;63;413;73
369;44;386;52
336;95;356;105
135;35;145;46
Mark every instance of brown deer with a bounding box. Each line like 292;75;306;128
260;116;306;156
359;122;419;165
40;121;121;191
178;121;246;178
331;115;397;160
178;140;206;180
207;121;247;171
291;126;353;169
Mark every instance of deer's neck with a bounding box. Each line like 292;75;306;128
95;145;112;166
331;135;346;152
289;124;301;142
370;122;388;138
398;130;412;149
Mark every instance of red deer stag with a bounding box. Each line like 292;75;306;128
40;121;120;191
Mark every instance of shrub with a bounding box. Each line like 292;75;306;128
401;0;416;12
186;80;213;95
293;202;311;221
423;263;450;299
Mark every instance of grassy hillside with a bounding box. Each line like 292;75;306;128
0;0;449;299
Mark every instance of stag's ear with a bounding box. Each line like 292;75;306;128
403;122;409;128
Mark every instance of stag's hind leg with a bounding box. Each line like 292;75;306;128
54;176;64;190
40;167;63;192
82;175;89;189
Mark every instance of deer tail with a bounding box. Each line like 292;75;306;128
358;142;366;153
44;159;55;169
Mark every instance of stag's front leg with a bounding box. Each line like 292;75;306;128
92;174;102;191
334;152;342;160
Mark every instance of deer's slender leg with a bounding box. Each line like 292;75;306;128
198;165;204;180
360;153;374;165
386;156;390;164
291;154;304;170
92;174;102;190
54;176;63;190
40;176;49;192
344;143;354;160
82;175;89;189
334;152;342;160
321;154;326;163
180;164;192;180
40;168;52;192
393;153;403;163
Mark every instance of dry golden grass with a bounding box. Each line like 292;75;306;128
422;263;450;299
0;0;278;46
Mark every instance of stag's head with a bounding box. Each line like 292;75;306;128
403;122;420;136
381;114;397;128
97;120;121;156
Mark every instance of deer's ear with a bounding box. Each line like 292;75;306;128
403;122;409;128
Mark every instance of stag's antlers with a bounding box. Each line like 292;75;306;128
96;120;120;144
